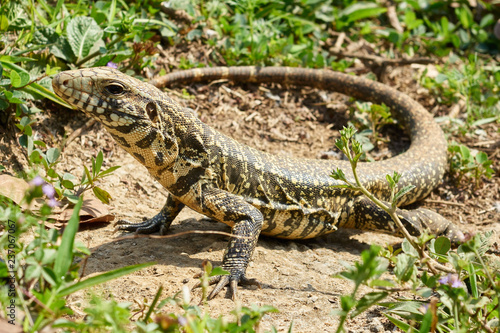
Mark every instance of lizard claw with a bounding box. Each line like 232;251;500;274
115;214;168;234
193;274;261;300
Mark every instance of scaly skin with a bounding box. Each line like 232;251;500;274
52;66;463;300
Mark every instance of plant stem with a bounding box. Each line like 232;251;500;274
345;144;453;274
75;35;125;67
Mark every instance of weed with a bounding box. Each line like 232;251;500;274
448;143;494;188
331;126;499;332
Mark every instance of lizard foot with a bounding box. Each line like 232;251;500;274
115;214;167;235
193;274;261;301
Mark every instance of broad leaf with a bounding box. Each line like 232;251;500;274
67;16;103;60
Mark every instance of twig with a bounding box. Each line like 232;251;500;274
112;229;249;242
329;50;437;67
64;118;96;148
328;50;437;81
425;199;466;207
331;32;346;53
387;6;403;33
160;2;194;23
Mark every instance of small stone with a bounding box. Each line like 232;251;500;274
370;318;384;332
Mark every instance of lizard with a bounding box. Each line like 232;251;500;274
52;66;464;300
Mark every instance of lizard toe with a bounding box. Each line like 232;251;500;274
115;217;163;234
208;275;230;300
193;273;261;300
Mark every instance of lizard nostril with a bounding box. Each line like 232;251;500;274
63;79;69;86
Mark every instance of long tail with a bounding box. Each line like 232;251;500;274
150;67;447;206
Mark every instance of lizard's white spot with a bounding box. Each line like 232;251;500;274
110;113;119;122
96;108;105;114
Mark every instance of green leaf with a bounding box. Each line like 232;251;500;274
94;151;103;175
29;150;43;164
459;145;471;160
456;5;473;29
0;15;8;31
46;147;61;164
66;16;103;60
475;151;489;164
20;116;32;127
210;266;229;277
61;180;74;190
352;292;388;317
3;90;23;104
369;279;394;288
394;253;416;282
340;295;355;311
22;82;74;108
330;168;346;181
0;55;36;63
53;196;82;285
10;70;21;87
33;140;47;148
57;262;154;296
84;165;93;186
383;314;412;331
401;238;419;257
93;186;111;204
339;2;387;23
394;185;416;203
385;174;395;187
471;117;497;127
433;237;451;255
97;165;121;178
419;307;433;333
468;262;478;298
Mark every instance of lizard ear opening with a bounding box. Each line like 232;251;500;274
146;102;158;122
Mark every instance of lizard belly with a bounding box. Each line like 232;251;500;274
244;194;340;239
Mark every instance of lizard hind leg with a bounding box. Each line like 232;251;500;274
338;196;464;243
116;195;184;235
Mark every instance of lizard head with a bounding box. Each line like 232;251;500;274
53;67;180;171
52;67;165;132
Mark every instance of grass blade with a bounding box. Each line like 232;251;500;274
57;262;154;296
53;196;83;285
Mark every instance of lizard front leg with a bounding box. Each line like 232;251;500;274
199;187;263;300
116;195;184;235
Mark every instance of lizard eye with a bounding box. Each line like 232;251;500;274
104;83;126;95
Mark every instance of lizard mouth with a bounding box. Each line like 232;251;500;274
52;71;144;122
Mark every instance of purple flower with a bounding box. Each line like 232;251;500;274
438;275;449;284
107;62;118;69
439;274;463;288
47;198;59;208
42;184;55;198
177;316;187;327
449;274;464;288
30;176;45;186
29;175;59;207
